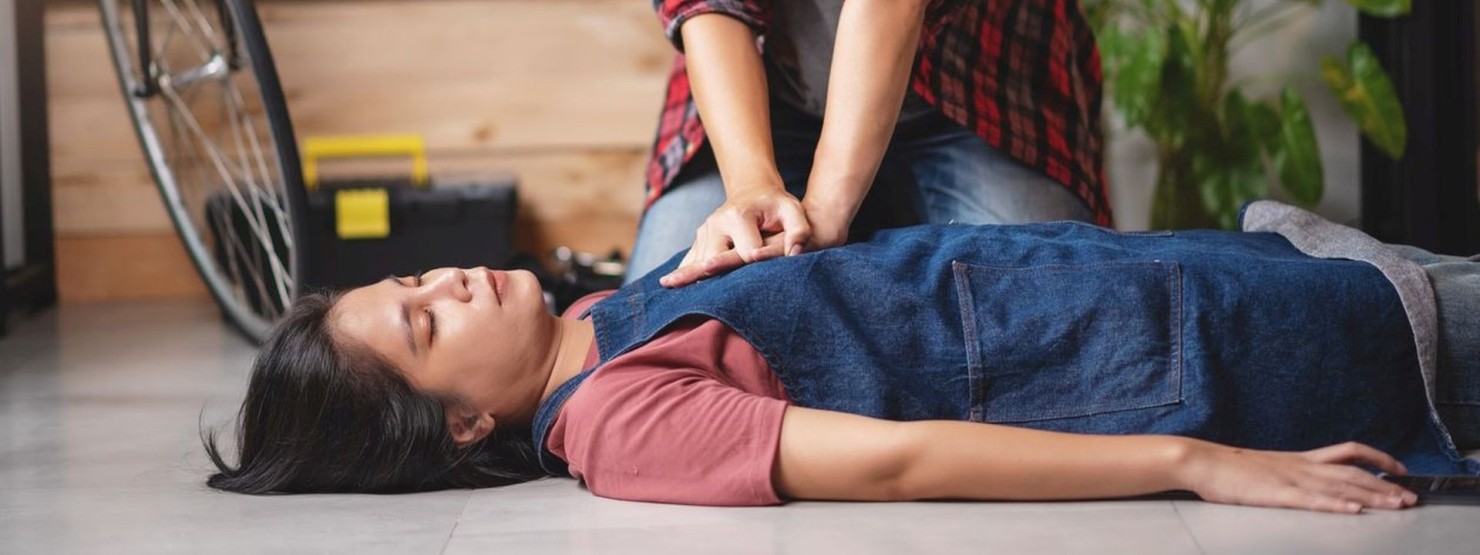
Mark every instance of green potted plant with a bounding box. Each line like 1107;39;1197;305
1087;0;1411;229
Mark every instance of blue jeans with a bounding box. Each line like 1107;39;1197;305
1389;244;1480;448
626;100;1094;283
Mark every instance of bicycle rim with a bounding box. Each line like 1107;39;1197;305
97;0;307;344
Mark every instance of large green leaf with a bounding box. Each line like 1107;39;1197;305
1192;91;1271;229
1246;101;1282;153
1194;150;1265;230
1342;0;1411;18
1274;88;1325;206
1320;42;1407;159
1107;28;1165;129
1222;90;1279;164
1147;25;1197;145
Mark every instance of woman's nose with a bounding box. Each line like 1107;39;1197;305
420;267;473;302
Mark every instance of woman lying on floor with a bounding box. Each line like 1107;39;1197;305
204;201;1480;513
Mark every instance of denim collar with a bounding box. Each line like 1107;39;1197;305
530;367;595;476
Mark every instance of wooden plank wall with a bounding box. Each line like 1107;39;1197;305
46;0;669;302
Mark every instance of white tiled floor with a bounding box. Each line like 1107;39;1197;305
3;301;1478;554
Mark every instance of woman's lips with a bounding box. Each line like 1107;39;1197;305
489;269;505;305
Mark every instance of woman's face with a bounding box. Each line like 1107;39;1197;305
331;267;553;416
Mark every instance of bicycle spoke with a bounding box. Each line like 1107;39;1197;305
158;81;293;308
206;199;252;309
186;66;296;309
180;0;225;52
149;8;182;80
159;0;214;62
182;98;275;317
224;74;295;255
164;77;213;233
221;90;283;303
217;198;279;316
163;94;206;221
218;76;297;305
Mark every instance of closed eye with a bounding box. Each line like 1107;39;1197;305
425;307;437;343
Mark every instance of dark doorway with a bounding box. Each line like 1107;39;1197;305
1360;1;1480;255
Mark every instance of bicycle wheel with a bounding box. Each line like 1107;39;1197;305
97;0;307;344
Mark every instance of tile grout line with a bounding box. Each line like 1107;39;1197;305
1171;501;1210;555
437;491;474;555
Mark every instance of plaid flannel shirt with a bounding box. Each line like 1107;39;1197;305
645;0;1112;227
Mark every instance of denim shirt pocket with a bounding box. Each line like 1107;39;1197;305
951;260;1184;423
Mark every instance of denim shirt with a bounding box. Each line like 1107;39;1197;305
532;222;1479;477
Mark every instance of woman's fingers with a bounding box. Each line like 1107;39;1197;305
1194;442;1420;514
660;264;704;288
662;233;789;288
1306;467;1414;510
1278;488;1365;514
662;223;731;287
1325;465;1410;498
1275;453;1416;512
719;211;765;262
746;230;790;261
1230;477;1376;514
701;243;786;277
663;233;723;287
697;223;733;265
662;187;811;288
775;202;812;256
1293;442;1418;509
1302;442;1407;475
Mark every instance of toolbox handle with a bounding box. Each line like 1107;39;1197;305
301;134;429;190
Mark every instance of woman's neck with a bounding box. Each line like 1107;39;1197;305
522;316;595;425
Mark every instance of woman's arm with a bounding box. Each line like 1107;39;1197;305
660;14;812;287
680;14;782;199
799;0;931;248
774;406;1418;513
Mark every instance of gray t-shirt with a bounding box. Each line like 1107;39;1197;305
763;0;937;122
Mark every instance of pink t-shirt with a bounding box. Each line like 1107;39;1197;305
543;292;792;506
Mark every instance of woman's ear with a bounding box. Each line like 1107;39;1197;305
446;407;495;447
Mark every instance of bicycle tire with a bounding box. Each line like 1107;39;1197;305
97;0;308;344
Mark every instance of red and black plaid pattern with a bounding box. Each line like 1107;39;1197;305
647;0;1111;226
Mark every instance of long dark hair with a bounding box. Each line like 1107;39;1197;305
203;292;547;494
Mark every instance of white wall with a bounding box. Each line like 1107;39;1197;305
1106;0;1362;229
1;0;26;269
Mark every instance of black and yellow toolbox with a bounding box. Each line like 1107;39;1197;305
298;134;517;291
205;133;623;315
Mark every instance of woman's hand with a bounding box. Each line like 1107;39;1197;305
1178;440;1418;514
656;191;864;288
660;185;811;288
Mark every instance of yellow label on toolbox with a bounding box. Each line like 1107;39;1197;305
335;188;391;239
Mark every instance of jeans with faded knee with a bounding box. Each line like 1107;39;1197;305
625;99;1093;283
